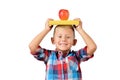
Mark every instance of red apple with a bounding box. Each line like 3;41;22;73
58;9;69;20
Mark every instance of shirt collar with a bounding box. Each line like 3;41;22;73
56;50;71;59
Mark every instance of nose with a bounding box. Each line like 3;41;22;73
61;37;66;41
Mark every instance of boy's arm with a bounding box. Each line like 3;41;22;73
29;19;53;54
74;18;97;56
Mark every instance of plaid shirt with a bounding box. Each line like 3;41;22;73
33;46;93;80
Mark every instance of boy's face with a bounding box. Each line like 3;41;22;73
51;26;77;52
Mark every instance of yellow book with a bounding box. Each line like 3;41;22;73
49;20;79;25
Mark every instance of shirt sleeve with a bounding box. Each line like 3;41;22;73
32;46;51;63
76;46;94;62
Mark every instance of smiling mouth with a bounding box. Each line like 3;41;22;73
59;43;68;46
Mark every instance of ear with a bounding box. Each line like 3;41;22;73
73;39;77;46
51;37;55;44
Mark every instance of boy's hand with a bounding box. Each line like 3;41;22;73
45;18;54;31
73;18;82;31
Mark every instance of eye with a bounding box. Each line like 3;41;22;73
58;35;62;38
66;36;70;39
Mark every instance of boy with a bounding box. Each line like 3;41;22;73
29;18;97;80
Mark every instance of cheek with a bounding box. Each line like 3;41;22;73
68;40;74;44
53;39;59;44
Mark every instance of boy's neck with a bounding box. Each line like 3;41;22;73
56;49;70;57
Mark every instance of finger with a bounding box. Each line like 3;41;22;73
48;18;54;21
49;25;53;29
73;25;77;28
48;18;54;27
73;18;80;20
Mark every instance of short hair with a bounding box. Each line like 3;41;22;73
53;25;75;38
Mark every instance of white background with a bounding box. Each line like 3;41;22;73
0;0;120;80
